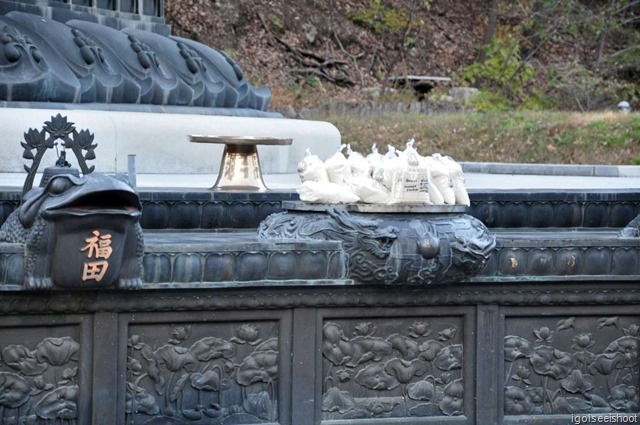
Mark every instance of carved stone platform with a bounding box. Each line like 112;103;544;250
0;188;637;424
479;227;640;280
0;230;348;289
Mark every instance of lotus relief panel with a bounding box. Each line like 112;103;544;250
504;315;639;416
0;328;81;425
126;321;279;424
321;317;465;420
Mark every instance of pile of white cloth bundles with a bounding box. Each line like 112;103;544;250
296;140;470;206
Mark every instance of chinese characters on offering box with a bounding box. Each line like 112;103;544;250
81;230;113;282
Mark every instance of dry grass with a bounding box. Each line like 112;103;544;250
311;111;640;165
566;111;619;125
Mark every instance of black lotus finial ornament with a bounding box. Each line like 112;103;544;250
21;114;97;196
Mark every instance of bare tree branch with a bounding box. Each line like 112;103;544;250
257;11;354;87
333;31;366;88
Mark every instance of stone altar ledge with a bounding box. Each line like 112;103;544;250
0;108;341;175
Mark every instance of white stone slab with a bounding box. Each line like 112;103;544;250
0;108;341;174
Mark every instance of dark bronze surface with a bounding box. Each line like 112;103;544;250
0;13;271;112
0;173;144;290
259;207;496;285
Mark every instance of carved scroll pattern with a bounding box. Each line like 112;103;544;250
0;336;80;424
126;321;279;423
321;317;464;419
259;209;398;283
504;316;639;416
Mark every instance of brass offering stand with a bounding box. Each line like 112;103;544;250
188;135;292;191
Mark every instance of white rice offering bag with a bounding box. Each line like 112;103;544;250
425;154;455;204
346;144;372;178
366;144;384;170
297;181;360;204
440;155;470;206
349;175;391;204
379;146;402;189
420;155;445;205
388;140;432;205
324;144;351;184
297;148;329;183
372;145;395;177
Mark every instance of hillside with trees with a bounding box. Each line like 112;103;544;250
165;0;639;111
164;1;640;165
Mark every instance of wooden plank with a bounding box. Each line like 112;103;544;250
387;75;452;82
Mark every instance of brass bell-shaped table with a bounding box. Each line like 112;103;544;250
188;135;292;191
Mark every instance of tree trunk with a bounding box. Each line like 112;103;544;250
596;0;618;71
478;0;500;62
521;0;547;61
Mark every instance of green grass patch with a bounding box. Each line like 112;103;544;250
314;111;640;165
